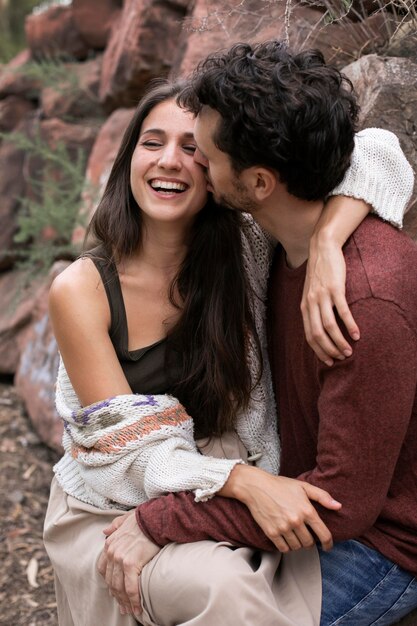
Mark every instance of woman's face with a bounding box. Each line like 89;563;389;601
130;99;208;228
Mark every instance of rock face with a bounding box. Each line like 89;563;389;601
25;5;90;61
15;262;69;453
0;271;38;374
72;0;122;50
0;121;32;270
0;49;40;100
176;0;390;77
75;106;135;242
0;96;34;132
342;54;417;238
99;0;189;110
40;56;104;120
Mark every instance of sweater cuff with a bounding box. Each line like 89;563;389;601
330;128;414;229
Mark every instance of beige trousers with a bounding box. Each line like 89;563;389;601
44;434;322;626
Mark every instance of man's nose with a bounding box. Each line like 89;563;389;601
194;147;209;168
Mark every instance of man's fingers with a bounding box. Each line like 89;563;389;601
103;514;128;536
123;564;141;610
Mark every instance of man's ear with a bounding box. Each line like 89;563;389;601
241;167;277;201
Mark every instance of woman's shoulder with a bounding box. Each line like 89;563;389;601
49;256;109;321
50;257;102;297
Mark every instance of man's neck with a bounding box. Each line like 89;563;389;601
252;188;324;268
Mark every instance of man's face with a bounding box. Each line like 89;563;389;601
193;107;254;213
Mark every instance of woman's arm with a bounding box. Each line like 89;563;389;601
50;259;245;507
303;128;414;363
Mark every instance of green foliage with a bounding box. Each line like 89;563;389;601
0;0;40;63
17;55;80;93
1;128;94;280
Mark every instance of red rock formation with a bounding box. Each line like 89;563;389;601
72;0;123;50
176;0;390;76
0;49;40;100
76;106;136;241
15;261;70;453
0;96;34;132
0;121;31;271
0;271;38;374
25;5;90;61
99;0;189;110
40;56;104;120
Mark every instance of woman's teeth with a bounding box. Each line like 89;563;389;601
150;180;187;193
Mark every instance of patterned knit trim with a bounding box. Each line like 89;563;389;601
71;405;191;457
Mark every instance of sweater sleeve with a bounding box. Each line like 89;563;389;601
330;128;414;228
298;297;417;541
136;491;274;551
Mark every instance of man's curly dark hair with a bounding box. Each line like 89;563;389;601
179;40;359;201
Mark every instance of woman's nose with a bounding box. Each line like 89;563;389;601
157;144;182;170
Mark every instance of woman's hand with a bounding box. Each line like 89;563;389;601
98;510;160;618
302;233;359;365
301;195;370;364
220;465;342;553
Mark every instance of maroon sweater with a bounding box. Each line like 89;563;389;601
137;216;417;577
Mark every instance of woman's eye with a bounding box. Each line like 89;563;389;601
183;145;197;154
142;141;162;148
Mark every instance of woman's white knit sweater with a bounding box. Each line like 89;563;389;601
53;128;414;510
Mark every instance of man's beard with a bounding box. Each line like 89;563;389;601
213;178;255;214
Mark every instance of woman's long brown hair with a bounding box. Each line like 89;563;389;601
86;79;260;438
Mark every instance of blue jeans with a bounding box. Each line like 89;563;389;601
319;540;417;625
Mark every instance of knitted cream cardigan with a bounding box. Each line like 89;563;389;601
53;128;414;510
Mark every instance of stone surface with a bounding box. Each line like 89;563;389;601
0;49;40;100
342;54;417;239
176;1;390;77
39;116;100;157
74;107;136;244
72;0;122;50
40;56;104;120
0;96;34;132
99;0;189;110
15;261;70;453
25;5;90;61
0;121;31;271
0;270;40;375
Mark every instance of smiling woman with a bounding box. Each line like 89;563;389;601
42;78;282;626
130;100;207;226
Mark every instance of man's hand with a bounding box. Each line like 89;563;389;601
220;465;342;553
98;510;160;617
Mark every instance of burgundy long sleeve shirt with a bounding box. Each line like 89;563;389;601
137;216;417;577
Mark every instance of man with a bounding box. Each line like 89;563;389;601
101;42;417;625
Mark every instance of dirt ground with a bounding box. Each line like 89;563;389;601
0;381;59;626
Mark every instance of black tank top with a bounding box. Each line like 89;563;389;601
89;251;180;395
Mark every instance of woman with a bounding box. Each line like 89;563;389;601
44;79;411;626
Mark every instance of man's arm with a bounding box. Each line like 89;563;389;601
299;297;417;540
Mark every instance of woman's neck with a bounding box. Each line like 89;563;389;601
130;221;190;275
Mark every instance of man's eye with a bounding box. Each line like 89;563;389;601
183;145;197;154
